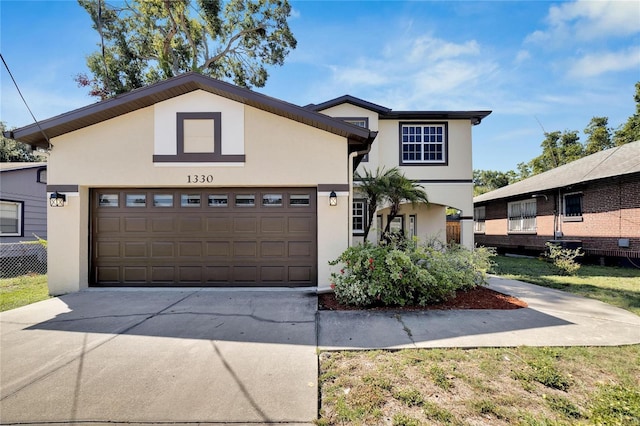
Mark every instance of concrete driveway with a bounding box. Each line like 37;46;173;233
0;289;318;425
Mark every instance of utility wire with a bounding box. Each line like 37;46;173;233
0;53;52;149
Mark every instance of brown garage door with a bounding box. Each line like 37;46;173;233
91;188;317;287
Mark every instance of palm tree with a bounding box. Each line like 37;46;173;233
354;167;399;241
382;173;429;236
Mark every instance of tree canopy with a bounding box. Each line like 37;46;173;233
0;122;43;162
76;0;297;99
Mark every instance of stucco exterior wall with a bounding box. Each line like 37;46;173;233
46;90;350;294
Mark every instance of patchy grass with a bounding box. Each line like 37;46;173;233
317;346;640;425
0;274;49;312
492;255;640;315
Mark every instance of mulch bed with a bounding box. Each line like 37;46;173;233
318;286;528;311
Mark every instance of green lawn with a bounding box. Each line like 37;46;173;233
0;274;50;312
492;255;640;316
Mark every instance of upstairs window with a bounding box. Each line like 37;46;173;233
508;200;536;233
400;123;447;165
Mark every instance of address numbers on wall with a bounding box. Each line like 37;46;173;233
187;174;214;183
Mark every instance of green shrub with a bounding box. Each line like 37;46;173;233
328;238;495;308
545;242;583;275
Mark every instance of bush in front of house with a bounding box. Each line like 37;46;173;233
328;238;495;308
545;242;583;276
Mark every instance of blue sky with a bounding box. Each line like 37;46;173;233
1;0;639;172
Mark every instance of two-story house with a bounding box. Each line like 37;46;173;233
307;95;490;250
5;73;489;295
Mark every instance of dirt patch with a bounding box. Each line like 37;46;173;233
318;286;528;311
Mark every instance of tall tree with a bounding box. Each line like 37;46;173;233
76;0;297;99
0;122;42;162
473;169;516;196
528;130;583;175
584;116;613;155
614;81;640;146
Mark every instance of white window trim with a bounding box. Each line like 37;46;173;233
507;199;537;234
562;192;584;222
0;200;23;237
474;206;486;234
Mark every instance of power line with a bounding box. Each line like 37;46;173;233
0;53;53;150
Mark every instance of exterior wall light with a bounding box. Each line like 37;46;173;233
49;191;66;207
329;191;337;206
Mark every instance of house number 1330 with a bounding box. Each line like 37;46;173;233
187;174;214;183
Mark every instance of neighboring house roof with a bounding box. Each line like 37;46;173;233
306;94;491;125
474;140;640;203
4;72;376;150
0;162;47;172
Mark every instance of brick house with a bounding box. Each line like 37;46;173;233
473;141;640;264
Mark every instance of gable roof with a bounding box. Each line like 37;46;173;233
474;140;640;203
306;94;491;125
4;72;376;149
305;95;392;114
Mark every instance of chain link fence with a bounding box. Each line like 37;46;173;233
0;242;47;278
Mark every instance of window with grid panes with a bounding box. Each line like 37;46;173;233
400;123;446;164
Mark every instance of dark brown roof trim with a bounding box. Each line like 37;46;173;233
306;95;392;114
381;111;491;125
5;72;376;148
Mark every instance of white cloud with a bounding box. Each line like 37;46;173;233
568;46;640;77
527;0;640;44
409;36;480;62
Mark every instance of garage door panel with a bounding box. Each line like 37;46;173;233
151;267;175;282
289;266;312;283
261;266;284;282
178;267;202;282
179;217;204;232
207;241;231;257
288;217;312;233
261;217;285;233
207;217;231;233
261;241;285;257
123;267;147;283
289;241;313;257
96;217;121;233
234;217;258;233
152;217;175;232
233;266;257;282
96;241;121;258
179;242;202;257
234;241;257;257
96;266;120;283
124;217;147;232
92;188;317;286
205;266;231;282
151;242;175;257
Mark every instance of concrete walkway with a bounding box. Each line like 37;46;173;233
1;277;639;424
317;276;640;349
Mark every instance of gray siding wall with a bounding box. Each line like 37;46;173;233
0;166;47;243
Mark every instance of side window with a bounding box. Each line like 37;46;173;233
0;200;23;237
563;193;583;220
352;199;366;234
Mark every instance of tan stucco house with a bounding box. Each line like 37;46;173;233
5;73;489;295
